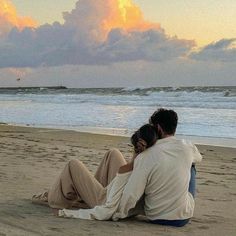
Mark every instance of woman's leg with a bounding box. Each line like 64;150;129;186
33;148;127;209
48;159;106;209
94;148;127;187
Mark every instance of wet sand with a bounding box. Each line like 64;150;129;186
0;125;235;236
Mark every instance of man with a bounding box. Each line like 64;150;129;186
112;108;202;227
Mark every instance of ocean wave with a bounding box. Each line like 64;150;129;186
0;86;236;140
0;86;236;95
0;89;236;109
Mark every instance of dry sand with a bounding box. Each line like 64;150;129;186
0;125;235;236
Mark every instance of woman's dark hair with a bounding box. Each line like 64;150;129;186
131;124;158;150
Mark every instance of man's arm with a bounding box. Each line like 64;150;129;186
192;144;203;163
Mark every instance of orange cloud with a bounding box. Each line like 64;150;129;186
64;0;161;43
0;0;37;37
103;0;160;36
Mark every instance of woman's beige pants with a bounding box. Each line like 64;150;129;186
48;149;127;209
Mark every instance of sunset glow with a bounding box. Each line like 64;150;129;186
102;0;160;36
0;0;37;36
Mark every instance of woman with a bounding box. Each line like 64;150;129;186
32;124;158;220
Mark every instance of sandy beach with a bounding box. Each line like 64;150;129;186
0;124;235;236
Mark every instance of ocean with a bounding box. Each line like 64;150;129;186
0;86;235;147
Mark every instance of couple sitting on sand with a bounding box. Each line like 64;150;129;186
32;108;202;227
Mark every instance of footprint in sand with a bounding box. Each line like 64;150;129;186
200;180;217;186
48;227;63;233
198;225;210;230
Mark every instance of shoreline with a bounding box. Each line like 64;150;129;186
3;123;236;148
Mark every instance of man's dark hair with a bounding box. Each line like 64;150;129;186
149;108;178;135
131;124;157;150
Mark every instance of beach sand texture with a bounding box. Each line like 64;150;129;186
0;125;235;236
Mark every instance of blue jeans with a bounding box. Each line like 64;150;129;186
150;165;196;227
189;164;196;197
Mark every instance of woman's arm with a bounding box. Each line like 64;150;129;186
118;140;147;174
118;162;134;174
118;150;138;174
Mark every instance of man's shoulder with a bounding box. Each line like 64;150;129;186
155;137;199;157
167;137;195;147
171;138;202;162
155;136;193;148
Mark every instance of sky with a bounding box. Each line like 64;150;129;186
0;0;236;87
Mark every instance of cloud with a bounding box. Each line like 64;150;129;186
191;38;236;62
63;0;160;42
94;29;194;63
0;0;37;37
0;0;194;68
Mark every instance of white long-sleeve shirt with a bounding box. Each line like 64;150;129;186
113;137;202;221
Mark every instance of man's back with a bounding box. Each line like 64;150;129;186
114;136;202;221
143;136;202;220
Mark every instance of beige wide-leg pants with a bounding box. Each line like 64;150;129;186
48;148;127;209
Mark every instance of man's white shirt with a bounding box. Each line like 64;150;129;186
113;136;202;221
